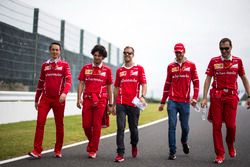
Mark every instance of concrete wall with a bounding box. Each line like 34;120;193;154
0;91;81;124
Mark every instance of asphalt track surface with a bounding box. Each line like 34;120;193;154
1;106;250;167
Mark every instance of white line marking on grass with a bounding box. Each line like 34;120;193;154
0;117;168;165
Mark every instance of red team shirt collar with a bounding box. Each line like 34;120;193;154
92;62;103;68
122;63;138;69
46;57;61;64
221;55;232;61
174;57;187;66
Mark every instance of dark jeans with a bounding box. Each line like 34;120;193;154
167;100;190;154
116;104;140;155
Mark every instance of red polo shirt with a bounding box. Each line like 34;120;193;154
35;58;72;102
206;55;245;90
78;63;113;97
161;59;199;103
114;64;147;107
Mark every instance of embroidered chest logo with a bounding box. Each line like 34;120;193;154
183;67;190;72
120;71;127;77
85;69;93;75
171;67;179;72
55;66;63;70
214;63;224;69
130;71;138;76
230;64;238;69
100;72;106;76
44;65;51;71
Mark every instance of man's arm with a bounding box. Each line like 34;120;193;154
77;80;85;109
106;84;113;114
159;66;171;111
107;84;113;105
35;64;45;110
240;75;250;109
60;63;72;103
113;87;119;105
190;64;199;106
141;83;147;97
112;87;119;115
201;75;212;108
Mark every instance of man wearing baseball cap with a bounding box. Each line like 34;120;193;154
159;43;199;160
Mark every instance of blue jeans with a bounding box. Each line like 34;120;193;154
167;100;190;154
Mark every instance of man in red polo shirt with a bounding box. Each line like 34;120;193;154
159;43;199;160
77;44;113;159
113;46;147;162
28;42;72;158
201;38;250;164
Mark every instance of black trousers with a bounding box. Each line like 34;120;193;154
116;104;140;155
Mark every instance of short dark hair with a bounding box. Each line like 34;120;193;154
219;38;232;47
91;44;107;58
124;46;134;53
49;42;62;50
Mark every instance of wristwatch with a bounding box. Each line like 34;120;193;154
248;96;250;99
108;104;113;107
141;95;145;98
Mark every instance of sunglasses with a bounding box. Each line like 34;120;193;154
220;47;230;51
123;52;133;55
175;51;182;54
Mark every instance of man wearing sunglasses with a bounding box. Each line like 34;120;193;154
201;38;250;164
113;46;147;162
159;43;199;160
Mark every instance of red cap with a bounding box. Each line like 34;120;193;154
174;43;185;53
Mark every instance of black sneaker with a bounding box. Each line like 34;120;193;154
168;153;176;160
183;143;190;154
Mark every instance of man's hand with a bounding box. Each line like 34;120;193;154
190;99;197;107
107;105;113;115
158;104;164;111
111;105;116;115
139;96;146;103
59;93;67;103
201;98;208;108
246;98;250;109
77;99;83;109
35;102;38;110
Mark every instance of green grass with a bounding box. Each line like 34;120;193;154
0;103;167;160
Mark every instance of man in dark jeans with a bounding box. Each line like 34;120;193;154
159;43;199;160
113;46;147;162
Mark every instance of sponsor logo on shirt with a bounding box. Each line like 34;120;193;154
85;69;93;75
44;66;51;71
100;72;106;76
86;78;103;82
131;71;138;76
120;71;127;77
214;63;224;69
121;79;137;83
45;73;62;77
55;66;63;70
230;64;238;69
215;71;237;75
183;67;190;71
172;67;179;72
172;74;189;79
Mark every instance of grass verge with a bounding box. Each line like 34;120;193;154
0;103;167;160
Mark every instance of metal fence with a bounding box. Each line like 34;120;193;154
0;0;123;92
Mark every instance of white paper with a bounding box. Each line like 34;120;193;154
132;97;147;110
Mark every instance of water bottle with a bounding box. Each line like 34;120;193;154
193;104;200;112
200;107;207;121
